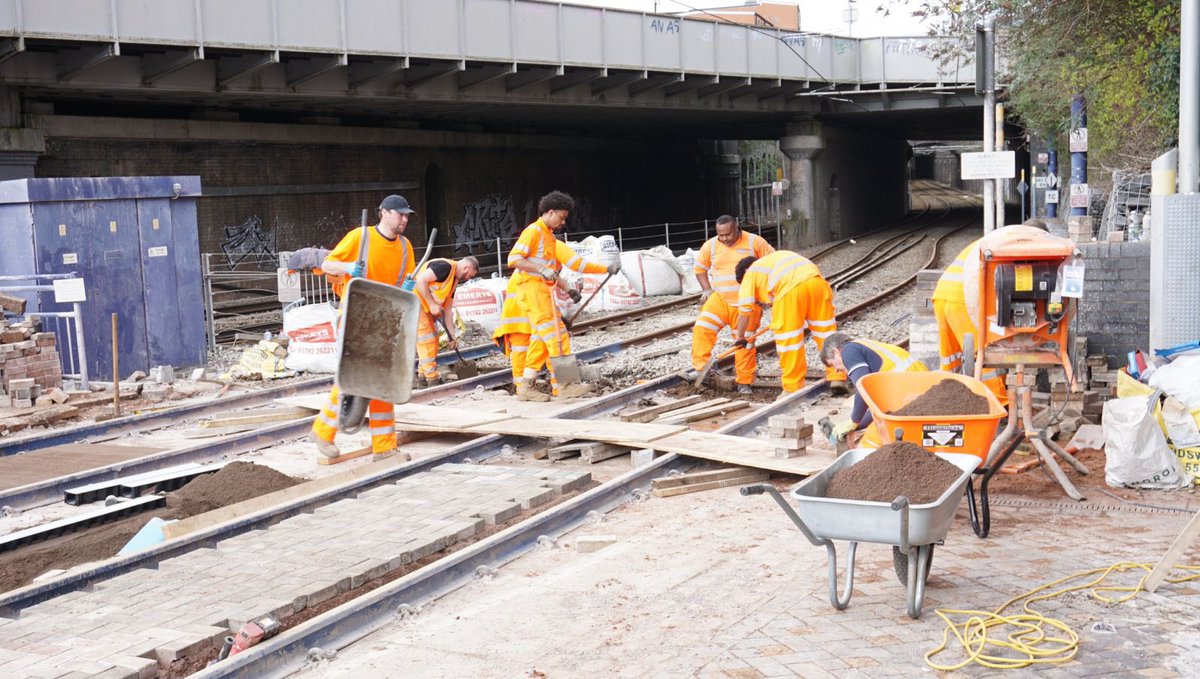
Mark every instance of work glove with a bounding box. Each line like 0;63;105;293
699;289;712;304
538;266;559;283
832;420;856;443
349;262;365;278
567;288;582;304
732;337;748;350
607;261;621;276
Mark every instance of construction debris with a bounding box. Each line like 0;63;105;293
1;317;63;403
650;467;769;498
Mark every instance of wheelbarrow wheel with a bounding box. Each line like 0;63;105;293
892;544;934;586
338;394;370;434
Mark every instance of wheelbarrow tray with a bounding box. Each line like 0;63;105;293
789;448;980;545
335;278;419;404
857;371;1005;460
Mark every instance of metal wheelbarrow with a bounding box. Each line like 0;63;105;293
742;448;981;618
335;278;420;430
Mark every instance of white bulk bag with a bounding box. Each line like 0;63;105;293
1103;393;1190;489
283;301;340;373
678;248;701;294
455;276;508;335
620;246;684;297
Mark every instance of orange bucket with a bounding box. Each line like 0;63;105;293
857;371;1005;460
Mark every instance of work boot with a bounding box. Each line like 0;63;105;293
681;368;701;382
373;448;411;462
736;384;754;395
516;379;551;402
829;380;850;396
309;432;340;459
556;382;594;400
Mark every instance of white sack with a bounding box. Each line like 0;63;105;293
678;248;701;294
283;301;340;373
620;246;683;297
455;276;508;335
1163;396;1200;448
1103;393;1190;490
1148;355;1200;409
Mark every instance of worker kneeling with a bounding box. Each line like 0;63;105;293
412;256;479;387
733;251;846;394
689;215;774;393
820;332;928;449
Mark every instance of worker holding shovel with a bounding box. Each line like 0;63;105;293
411;255;480;387
308;195;417;460
493;190;619;401
687;215;774;394
733;251;844;394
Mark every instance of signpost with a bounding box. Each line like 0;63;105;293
1069;183;1089;209
961;151;1016;180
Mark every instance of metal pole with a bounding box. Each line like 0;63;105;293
111;313;120;416
618;227;623;250
1181;0;1199;194
495;237;502;276
73;302;89;390
1019;169;1027;221
981;15;996;233
203;254;217;352
1031;165;1038;219
1070;94;1088;216
665;223;670;251
703;219;709;242
1047;149;1059;218
995;103;1005;227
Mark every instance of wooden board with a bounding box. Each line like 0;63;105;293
274;394;331;412
200;407;314;428
658;401;749;424
463;417;686;445
655;398;730;419
392;403;515;430
315;445;373;466
1144;509;1200;593
641;429;836;476
0;443;164;493
651;467;758;490
620;396;704;423
651;472;768;498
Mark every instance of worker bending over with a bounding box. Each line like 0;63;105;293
688;215;774;393
933;219;1049;406
493;190;618;401
819;332;928;448
412;256;480;387
733;251;845;394
310;194;417;460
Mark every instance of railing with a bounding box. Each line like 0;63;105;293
741;183;783;228
0;274;90;390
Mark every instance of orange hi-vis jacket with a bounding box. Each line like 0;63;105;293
415;258;459;314
326;225;416;297
694;231;774;303
932;238;981;304
508;218;562;288
737;251;822;315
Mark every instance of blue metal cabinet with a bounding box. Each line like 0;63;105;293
0;177;203;377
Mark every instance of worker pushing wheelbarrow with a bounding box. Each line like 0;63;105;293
744;370;1005;618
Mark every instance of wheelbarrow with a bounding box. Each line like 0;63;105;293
334;277;420;431
742;448;981;618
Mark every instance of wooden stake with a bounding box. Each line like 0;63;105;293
111;313;120;417
1144;509;1200;593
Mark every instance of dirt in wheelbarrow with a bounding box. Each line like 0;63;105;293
824;441;964;504
890;378;991;417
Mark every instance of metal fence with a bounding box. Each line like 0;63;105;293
201;217;782;347
0;273;90;390
741;183;784;227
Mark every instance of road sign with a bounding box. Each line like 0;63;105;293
1034;176;1048;189
771;181;784;196
1069;183;1089;208
960;151;1016;180
1045;189;1059;204
1069;128;1088;153
1045;173;1059;189
1037;152;1048;165
1017;180;1028;196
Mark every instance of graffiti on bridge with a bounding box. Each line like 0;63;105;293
453;193;520;255
221;216;276;268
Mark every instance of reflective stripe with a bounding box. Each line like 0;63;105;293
368;412;393;422
695;320;721;332
847;362;870;375
511;346;527;353
699;311;723;324
857;339;917;371
369;426;395;436
776;343;804;353
808;318;836;328
417;332;437;342
940;272;963;282
318;412;339;427
981;370;1000;380
774;327;806;341
811;329;834;339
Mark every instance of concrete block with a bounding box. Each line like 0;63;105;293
574;535;617;553
630;448;657;466
774;447;805;459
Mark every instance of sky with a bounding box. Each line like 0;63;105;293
572;1;931;37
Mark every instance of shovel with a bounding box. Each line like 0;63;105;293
436;316;479;379
562;271;614;331
548;271;613;386
689;327;770;388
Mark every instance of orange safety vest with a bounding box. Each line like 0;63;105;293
415;258;458;314
737;250;822;314
931;239;979;304
695;231;774;303
850;339;926;373
326;225;415;298
508;219;561;287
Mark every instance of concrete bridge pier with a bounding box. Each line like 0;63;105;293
0;87;43;180
780;124;825;251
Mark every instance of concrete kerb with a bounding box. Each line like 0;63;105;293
189;452;689;679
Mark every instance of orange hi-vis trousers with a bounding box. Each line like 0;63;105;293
932;298;1009;406
772;276;843;392
509;278;572;395
691;294;763;385
309;384;397;453
416;309;441;380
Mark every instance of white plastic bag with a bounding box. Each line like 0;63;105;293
283;301;340;373
1148;355;1200;408
1103;393;1190;489
1163;396;1200;448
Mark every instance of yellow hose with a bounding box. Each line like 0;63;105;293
925;561;1200;671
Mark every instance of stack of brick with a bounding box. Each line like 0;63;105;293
6;378;38;409
0;317;64;404
769;415;812;458
908;269;942;371
1066;216;1094;243
1086;355;1119;399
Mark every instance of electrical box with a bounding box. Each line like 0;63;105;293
0;176;205;378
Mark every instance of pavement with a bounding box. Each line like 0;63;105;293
299;481;1200;678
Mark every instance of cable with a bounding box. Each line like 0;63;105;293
925;561;1200;671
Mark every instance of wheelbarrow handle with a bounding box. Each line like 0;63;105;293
741;484;828;549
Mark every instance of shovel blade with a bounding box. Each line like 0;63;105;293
549;354;584;386
452;360;479;378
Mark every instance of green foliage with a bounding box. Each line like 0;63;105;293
887;0;1181;170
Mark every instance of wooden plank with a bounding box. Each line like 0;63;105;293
1144;509;1200;593
620;395;704;423
464;418;686;445
162;455;403;540
658;401;749;424
274;394;330;412
315;445;373;465
199;407;314;428
546;444;581;460
651;472;769;498
651;467;758;490
391;403;515;430
581;443;630;464
643;429;835;476
0;443;164;493
654;398;731;419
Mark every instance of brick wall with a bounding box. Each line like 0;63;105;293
1075;240;1150;367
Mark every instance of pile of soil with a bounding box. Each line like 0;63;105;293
0;462;300;593
824;441;964;504
891;379;990;417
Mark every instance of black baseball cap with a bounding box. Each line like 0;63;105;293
379;194;416;214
